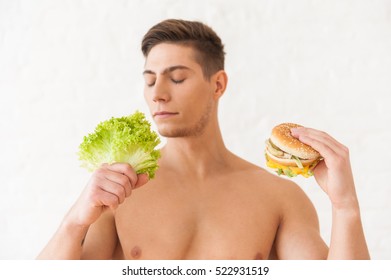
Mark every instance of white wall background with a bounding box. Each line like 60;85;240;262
1;0;390;259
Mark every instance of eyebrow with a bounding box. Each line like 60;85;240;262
143;65;192;75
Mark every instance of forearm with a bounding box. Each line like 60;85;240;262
36;219;89;260
327;203;370;260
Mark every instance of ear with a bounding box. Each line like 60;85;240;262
212;70;228;100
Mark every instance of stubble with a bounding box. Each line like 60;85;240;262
159;100;213;138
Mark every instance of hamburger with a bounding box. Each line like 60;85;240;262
265;123;322;178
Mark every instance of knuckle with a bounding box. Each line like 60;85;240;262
93;168;105;177
120;176;130;187
334;155;348;168
339;146;350;159
124;164;134;175
117;187;126;198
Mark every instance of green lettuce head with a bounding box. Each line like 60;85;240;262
78;111;161;179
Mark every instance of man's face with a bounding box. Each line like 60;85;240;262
143;43;216;138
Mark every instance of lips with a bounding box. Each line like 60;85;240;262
153;111;179;119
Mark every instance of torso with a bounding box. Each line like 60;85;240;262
114;158;287;260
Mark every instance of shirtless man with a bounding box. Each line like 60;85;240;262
38;19;370;260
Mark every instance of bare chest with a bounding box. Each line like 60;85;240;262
115;179;280;260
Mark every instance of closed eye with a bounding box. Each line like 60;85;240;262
172;79;185;84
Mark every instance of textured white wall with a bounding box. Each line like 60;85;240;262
1;0;390;259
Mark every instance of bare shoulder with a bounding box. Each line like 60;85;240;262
239;158;319;223
232;156;310;201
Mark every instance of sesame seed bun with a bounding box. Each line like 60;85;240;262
270;123;320;160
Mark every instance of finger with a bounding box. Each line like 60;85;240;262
98;191;120;210
106;163;138;188
100;168;132;197
298;132;350;170
298;135;337;167
96;179;126;204
134;173;149;189
291;127;346;155
94;167;132;198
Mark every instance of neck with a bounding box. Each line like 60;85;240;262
160;119;231;179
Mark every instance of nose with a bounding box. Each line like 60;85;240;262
152;78;170;103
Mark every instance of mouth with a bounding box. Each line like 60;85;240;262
153;111;179;119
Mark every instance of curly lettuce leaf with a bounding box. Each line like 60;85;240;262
78;111;161;179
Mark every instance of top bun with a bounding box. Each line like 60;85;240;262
270;123;320;160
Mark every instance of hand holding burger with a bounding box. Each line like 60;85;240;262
265;123;322;178
267;123;369;259
265;123;359;207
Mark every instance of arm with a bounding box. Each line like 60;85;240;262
81;210;118;259
37;210;117;260
272;181;328;259
291;127;370;259
36;216;89;260
37;163;148;259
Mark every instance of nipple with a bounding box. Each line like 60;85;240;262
254;252;263;260
130;246;142;259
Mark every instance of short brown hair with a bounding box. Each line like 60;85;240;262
141;19;225;79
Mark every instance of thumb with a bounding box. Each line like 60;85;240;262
134;173;149;189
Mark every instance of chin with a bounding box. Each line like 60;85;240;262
157;125;183;138
158;125;204;138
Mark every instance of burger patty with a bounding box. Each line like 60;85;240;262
265;139;293;159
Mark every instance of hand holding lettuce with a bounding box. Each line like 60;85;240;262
78;111;161;179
